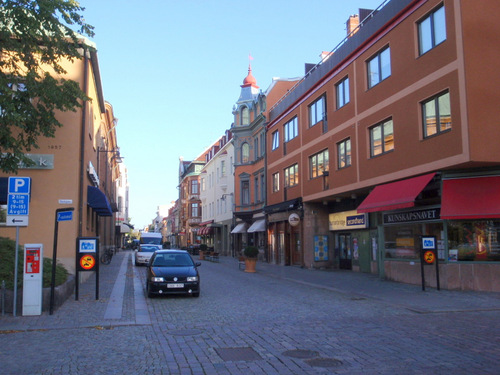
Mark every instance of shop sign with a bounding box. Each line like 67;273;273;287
288;213;300;227
383;208;440;224
329;210;368;231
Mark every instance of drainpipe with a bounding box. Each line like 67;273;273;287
78;47;89;237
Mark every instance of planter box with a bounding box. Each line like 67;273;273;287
2;275;75;314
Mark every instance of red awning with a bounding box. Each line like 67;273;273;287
199;227;206;235
357;173;436;213
441;176;500;219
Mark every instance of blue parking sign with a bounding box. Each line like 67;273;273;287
8;177;30;194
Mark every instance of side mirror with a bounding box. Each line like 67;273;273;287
195;262;201;267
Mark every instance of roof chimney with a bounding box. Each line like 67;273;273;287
346;14;360;37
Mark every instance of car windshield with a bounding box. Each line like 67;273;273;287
140;246;157;253
152;253;194;267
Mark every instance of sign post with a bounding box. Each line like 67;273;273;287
420;236;440;291
75;237;99;301
7;177;31;316
50;207;74;315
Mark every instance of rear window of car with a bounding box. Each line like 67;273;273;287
140;246;157;252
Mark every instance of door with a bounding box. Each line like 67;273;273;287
291;231;301;266
339;233;352;270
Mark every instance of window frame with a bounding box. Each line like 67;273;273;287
241;142;250;164
308;95;326;127
418;4;446;56
284;116;298;142
272;172;280;193
284;164;299;188
370;118;394;157
422;90;451;138
367;46;391;88
336;76;350;109
337;138;351;169
271;130;280;150
309;149;329;179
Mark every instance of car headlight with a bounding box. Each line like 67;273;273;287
187;276;198;282
151;277;164;282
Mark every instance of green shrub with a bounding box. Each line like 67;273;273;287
0;237;68;290
244;246;259;259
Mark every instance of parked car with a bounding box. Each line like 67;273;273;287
135;244;161;266
145;250;201;298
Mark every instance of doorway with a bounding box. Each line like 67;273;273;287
338;233;352;270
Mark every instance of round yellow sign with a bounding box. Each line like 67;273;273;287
423;250;435;264
80;254;96;270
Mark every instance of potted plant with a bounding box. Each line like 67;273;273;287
243;246;259;273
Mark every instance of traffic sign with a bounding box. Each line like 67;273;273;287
7;177;31;227
57;211;73;222
79;254;96;270
423;250;436;264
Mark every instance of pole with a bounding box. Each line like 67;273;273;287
50;213;59;315
13;226;20;316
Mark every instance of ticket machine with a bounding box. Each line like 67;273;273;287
23;244;43;316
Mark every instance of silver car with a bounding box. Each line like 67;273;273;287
135;244;161;266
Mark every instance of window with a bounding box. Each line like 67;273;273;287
260;132;265;156
254;137;259;160
418;5;446;55
221;160;226;176
191;180;198;194
241;142;250;163
422;91;451;137
260;173;265;202
336;77;350;109
272;172;280;193
254;177;259;203
309;96;326;127
191;203;199;217
201;177;206;192
310;149;329;179
370;119;394;157
284;164;299;188
241;106;249;125
272;130;279;150
337;138;351;169
368;47;391;88
241;180;250;205
284;117;298;142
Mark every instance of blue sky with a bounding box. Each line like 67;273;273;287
77;0;384;229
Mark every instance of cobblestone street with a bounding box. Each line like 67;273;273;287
1;250;500;374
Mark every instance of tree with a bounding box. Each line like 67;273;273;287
0;0;94;173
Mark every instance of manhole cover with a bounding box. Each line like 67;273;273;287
167;329;203;336
283;349;319;359
305;358;343;368
216;347;262;362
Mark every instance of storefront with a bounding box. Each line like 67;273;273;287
265;199;302;266
329;210;372;272
357;172;500;291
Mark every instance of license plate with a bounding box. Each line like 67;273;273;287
167;283;184;288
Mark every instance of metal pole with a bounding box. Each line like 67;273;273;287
13;226;20;316
50;213;59;315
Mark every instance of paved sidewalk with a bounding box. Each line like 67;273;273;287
215;255;500;314
0;249;142;331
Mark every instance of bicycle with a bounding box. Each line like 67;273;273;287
100;247;114;265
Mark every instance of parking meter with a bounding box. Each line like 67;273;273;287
23;244;43;316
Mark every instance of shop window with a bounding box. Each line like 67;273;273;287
384;222;443;259
447;220;500;262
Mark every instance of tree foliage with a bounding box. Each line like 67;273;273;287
0;0;94;173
